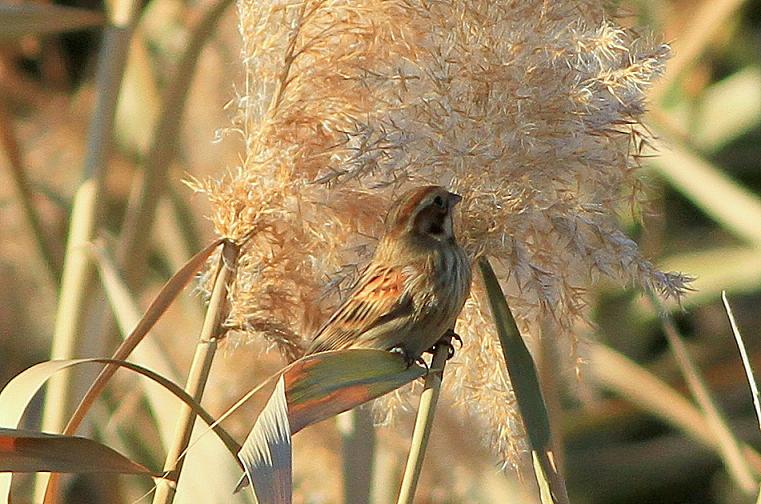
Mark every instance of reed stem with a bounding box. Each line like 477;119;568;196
151;240;238;504
338;408;375;504
396;343;449;504
37;7;139;500
116;0;234;287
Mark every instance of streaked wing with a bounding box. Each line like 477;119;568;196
306;264;413;353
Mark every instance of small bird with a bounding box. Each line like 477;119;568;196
306;185;471;364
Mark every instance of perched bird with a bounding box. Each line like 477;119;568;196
306;185;471;364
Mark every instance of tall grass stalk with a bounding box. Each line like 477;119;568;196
0;101;61;285
589;342;761;473
722;292;761;431
650;0;747;101
396;343;450;504
116;0;234;287
35;1;139;499
338;408;375;504
151;240;239;504
648;290;757;494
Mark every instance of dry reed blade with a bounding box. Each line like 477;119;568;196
152;240;239;504
0;356;243;503
396;343;449;504
234;349;427;498
90;239;247;503
237;376;292;504
116;0;235;287
0;358;241;464
589;342;761;474
0;428;154;476
648;290;757;494
0;99;61;285
90;240;185;434
650;0;748;101
62;238;223;438
44;239;221;502
722;291;761;432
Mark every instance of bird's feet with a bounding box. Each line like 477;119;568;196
425;329;463;360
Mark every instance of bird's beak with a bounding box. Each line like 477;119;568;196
448;193;463;206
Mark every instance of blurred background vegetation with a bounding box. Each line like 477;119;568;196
1;0;761;503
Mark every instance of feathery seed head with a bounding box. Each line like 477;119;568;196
189;0;690;469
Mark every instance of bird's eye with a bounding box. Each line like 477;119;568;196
433;195;445;208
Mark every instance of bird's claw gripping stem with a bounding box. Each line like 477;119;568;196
426;329;462;361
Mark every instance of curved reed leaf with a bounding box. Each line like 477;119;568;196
0;428;154;476
236;349;426;502
64;238;223;437
0;357;242;503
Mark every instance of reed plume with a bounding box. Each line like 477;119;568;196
188;0;690;466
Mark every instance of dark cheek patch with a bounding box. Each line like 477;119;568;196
414;206;446;236
428;222;444;235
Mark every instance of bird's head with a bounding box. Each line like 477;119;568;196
384;185;462;243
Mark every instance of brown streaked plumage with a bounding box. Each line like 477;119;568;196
306;186;471;362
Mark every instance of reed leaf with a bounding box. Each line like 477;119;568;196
0;428;154;477
237;377;292;504
236;349;426;502
0;358;242;503
478;257;569;504
722;292;761;432
63;238;223;438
